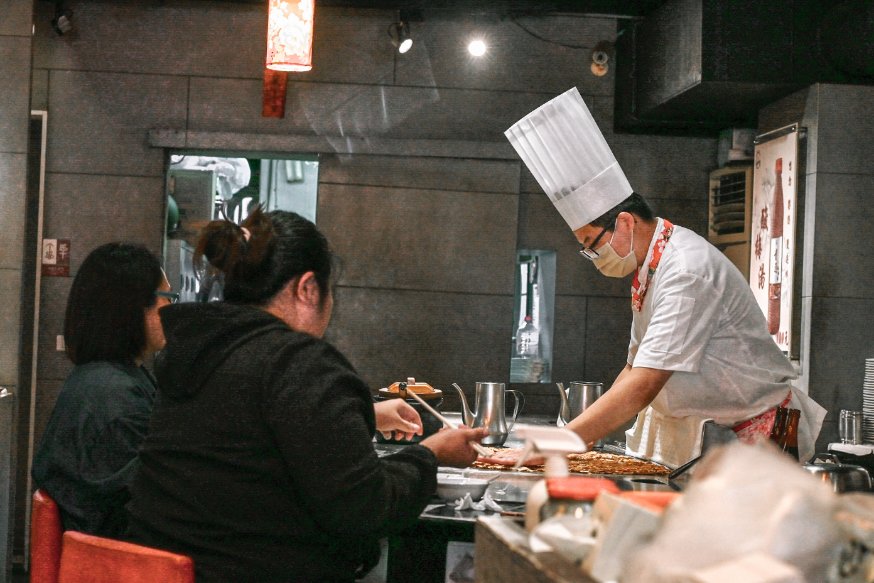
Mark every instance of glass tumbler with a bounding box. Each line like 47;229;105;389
839;409;863;445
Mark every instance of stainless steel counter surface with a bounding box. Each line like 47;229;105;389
374;413;681;524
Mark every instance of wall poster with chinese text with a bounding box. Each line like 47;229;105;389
749;124;799;354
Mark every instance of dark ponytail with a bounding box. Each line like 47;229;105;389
194;206;333;306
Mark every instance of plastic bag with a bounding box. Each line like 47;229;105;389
623;442;842;583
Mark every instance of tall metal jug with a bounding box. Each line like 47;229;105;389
556;381;603;428
453;382;525;446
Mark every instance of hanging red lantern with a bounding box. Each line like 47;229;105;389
265;0;314;72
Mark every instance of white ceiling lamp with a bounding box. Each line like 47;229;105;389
389;20;413;54
468;38;487;57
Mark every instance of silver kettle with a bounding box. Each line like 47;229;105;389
453;382;524;446
803;453;872;493
556;381;603;427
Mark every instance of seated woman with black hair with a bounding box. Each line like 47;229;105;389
127;207;487;582
32;242;175;538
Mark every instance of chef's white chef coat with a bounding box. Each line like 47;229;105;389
625;220;825;467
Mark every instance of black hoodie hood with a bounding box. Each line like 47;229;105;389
155;303;291;399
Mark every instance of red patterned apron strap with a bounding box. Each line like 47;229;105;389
731;391;793;444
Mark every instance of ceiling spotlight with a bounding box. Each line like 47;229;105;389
468;39;487;57
590;41;613;77
51;1;73;36
389;21;413;54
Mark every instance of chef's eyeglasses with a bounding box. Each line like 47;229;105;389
155;290;180;304
578;226;609;261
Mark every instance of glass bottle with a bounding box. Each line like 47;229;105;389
782;408;800;461
769;406;787;447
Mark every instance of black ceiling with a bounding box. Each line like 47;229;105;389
221;0;665;19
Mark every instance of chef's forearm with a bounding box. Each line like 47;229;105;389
566;366;672;447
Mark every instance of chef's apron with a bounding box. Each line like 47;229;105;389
626;386;825;468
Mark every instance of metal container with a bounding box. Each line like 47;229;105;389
556;381;602;427
453;382;524;446
803;453;872;493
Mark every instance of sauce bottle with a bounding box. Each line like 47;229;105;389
782;408;800;461
769;406;787;447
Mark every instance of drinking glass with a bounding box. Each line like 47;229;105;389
839;409;863;445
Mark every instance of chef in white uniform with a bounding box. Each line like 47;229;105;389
505;88;826;467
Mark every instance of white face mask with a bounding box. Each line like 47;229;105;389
592;232;637;278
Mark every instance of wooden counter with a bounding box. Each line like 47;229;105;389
474;516;598;583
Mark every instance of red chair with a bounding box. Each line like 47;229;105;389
57;531;194;583
30;489;63;583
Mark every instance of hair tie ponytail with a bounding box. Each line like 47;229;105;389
240;226;252;242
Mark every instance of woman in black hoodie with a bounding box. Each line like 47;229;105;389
127;207;485;582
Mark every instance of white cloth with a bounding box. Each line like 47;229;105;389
625;222;825;465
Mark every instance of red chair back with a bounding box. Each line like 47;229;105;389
30;489;63;583
57;531;194;583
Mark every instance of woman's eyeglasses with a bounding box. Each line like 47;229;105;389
155;291;180;304
578;226;609;261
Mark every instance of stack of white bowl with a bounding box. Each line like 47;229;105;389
863;358;874;444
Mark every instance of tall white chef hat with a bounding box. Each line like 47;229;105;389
505;87;632;231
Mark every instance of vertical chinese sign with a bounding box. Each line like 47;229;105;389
749;125;799;353
42;239;71;277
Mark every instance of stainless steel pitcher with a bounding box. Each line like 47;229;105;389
453;382;524;445
556;381;603;427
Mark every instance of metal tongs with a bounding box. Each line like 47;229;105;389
630;454;702;491
400;382;491;457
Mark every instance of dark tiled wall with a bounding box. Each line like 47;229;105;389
25;0;716;424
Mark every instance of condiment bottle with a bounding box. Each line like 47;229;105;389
782;408;800;461
525;455;567;532
511;425;587;532
769;406;787;447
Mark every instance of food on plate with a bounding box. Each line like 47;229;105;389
378;377;443;399
473;447;670;476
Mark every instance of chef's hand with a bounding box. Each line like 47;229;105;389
476;448;545;467
373;399;423;441
420;427;489;468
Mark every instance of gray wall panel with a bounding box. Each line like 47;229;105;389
807;296;874;446
32;1;264;78
319;154;520;194
47;71;187;176
43;173;165;259
0;269;22;385
551;295;588;382
584;296;634;387
0;153;27;269
0;0;32;35
34;277;73;384
517;192;629;298
816;84;874;177
613;134;716;200
326;286;513;405
318;183;517;295
30;69;48;111
810;172;874;299
190;78;563;141
0;37;32;154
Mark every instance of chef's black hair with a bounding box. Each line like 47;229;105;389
195;206;333;307
64;242;164;364
589;192;655;229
